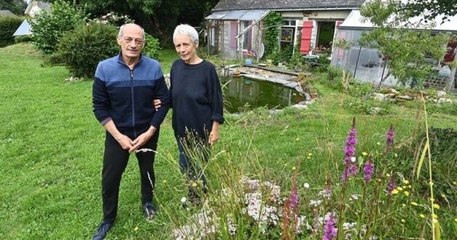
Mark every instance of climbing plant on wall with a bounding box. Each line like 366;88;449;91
263;11;282;63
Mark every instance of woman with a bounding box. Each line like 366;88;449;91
170;24;224;204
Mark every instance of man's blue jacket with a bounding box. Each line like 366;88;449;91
92;54;170;137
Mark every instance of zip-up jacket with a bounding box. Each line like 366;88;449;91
93;54;170;137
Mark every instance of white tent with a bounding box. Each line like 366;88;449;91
13;20;32;36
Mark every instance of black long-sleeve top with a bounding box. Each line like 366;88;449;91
170;59;224;139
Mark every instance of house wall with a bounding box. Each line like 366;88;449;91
209;10;354;59
304;10;351;20
221;21;239;59
281;10;351;55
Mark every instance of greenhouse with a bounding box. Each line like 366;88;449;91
331;10;457;89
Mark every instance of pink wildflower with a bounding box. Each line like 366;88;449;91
363;160;374;183
342;118;358;182
322;213;337;240
387;176;396;195
386;125;395;151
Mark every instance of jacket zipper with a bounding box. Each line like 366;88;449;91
130;69;136;137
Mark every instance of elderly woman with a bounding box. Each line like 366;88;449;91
170;24;224;205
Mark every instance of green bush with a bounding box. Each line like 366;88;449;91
54;22;118;78
327;65;344;81
30;0;86;54
143;33;161;60
14;35;32;43
0;16;23;47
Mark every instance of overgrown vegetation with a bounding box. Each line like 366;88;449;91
262;11;282;64
1;43;456;239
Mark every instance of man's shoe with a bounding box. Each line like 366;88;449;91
92;221;113;240
142;202;156;221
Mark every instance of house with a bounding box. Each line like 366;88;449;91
331;10;457;90
13;1;50;36
205;0;365;60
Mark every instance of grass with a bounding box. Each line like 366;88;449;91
1;43;456;239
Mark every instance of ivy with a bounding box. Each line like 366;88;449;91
262;11;282;62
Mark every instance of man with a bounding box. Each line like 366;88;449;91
92;23;169;240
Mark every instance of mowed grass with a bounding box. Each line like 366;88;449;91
0;43;456;239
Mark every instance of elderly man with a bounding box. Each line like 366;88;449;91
92;23;169;240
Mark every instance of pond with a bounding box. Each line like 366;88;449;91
221;76;305;113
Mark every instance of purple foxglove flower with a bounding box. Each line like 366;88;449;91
363;160;374;183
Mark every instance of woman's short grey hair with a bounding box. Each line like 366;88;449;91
173;24;199;45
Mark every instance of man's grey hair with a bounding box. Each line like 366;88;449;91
117;23;145;40
173;24;199;45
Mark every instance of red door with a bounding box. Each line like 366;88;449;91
300;20;314;55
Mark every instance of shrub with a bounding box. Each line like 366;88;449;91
143;33;161;60
14;35;32;43
327;65;344;81
30;0;86;54
0;16;23;47
54;22;118;78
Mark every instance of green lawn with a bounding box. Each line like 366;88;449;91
1;43;456;239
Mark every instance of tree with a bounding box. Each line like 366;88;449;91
357;0;449;88
400;0;457;91
0;0;27;15
53;0;219;46
30;0;86;54
401;0;457;21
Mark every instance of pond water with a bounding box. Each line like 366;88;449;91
221;76;305;113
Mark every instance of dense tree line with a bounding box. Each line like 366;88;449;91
56;0;219;46
0;0;27;15
1;0;219;45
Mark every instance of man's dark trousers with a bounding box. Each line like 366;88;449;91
101;130;159;223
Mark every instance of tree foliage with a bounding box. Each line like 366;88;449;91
30;0;86;54
359;0;449;87
53;0;219;46
400;0;457;21
0;0;27;15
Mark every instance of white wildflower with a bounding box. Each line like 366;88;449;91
309;199;322;207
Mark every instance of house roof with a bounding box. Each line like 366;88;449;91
212;0;366;11
0;10;17;17
25;1;51;16
206;9;270;20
